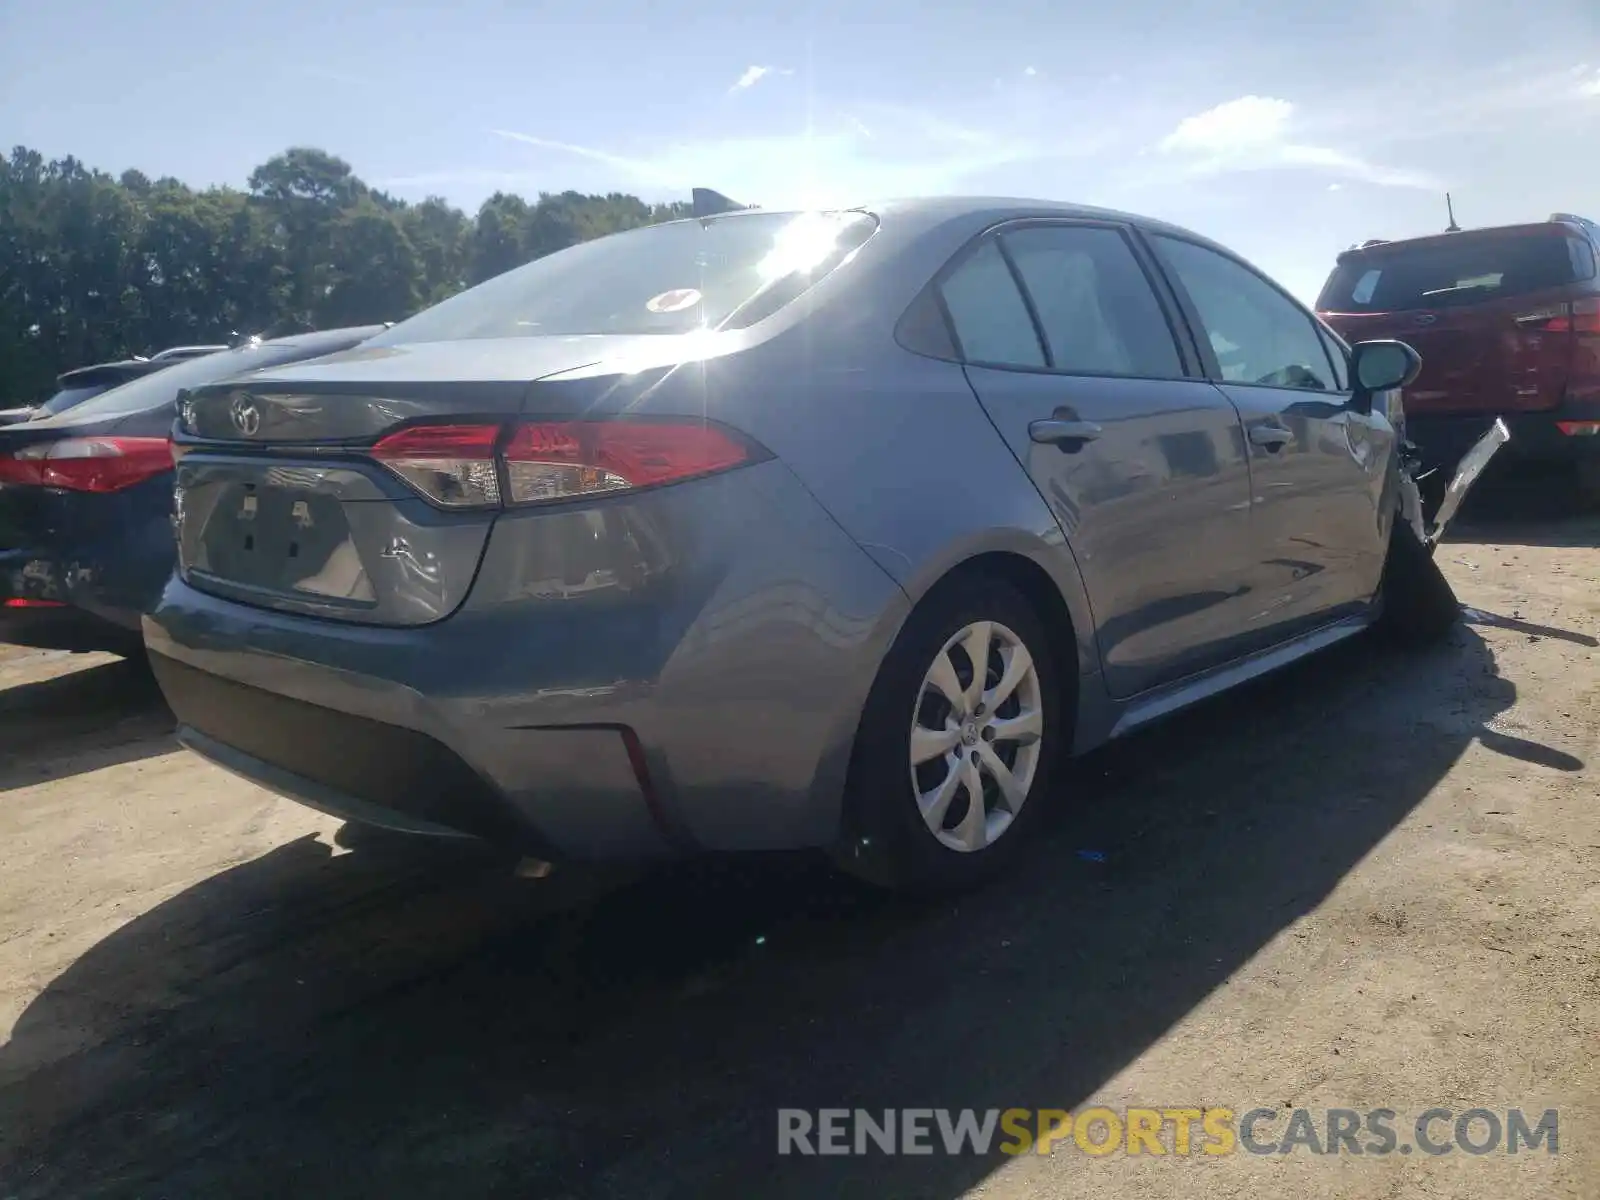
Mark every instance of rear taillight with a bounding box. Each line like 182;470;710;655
2;598;65;608
1556;421;1600;436
367;424;503;509
0;437;173;493
1516;299;1600;334
367;419;755;510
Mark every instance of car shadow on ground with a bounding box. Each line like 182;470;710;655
0;655;174;791
0;620;1573;1199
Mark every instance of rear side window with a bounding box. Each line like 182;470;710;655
999;225;1182;378
1569;237;1597;282
1317;232;1585;313
938;240;1047;368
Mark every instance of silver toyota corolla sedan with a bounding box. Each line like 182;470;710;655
144;198;1502;892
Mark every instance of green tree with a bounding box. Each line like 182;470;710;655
248;147;364;330
319;200;419;327
0;142;704;405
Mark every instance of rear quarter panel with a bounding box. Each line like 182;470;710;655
552;206;1105;690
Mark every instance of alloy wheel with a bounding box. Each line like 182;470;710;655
907;620;1044;853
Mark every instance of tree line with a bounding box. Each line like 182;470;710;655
0;145;696;405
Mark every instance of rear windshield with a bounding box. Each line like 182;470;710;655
1318;231;1594;313
57;341;332;423
35;384;110;418
368;210;879;344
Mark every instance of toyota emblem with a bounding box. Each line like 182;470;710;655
229;394;262;436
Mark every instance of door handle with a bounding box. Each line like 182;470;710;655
1029;419;1103;449
1249;424;1294;451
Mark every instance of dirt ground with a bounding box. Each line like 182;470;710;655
0;480;1597;1200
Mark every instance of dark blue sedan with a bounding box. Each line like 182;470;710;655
0;326;384;655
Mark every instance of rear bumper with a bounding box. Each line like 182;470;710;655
0;486;177;652
152;652;614;856
142;460;911;861
1405;402;1600;467
0;548;144;652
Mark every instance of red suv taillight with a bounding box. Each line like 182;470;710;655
367;419;756;510
1516;298;1600;334
0;437;174;493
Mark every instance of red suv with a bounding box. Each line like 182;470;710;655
1317;213;1600;504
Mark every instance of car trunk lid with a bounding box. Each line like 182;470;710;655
170;335;746;627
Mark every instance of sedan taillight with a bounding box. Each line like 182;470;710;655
367;424;504;509
367;419;756;510
0;437;174;493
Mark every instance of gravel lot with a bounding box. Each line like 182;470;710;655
1;483;1597;1200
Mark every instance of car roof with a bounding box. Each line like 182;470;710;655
660;195;1226;252
865;194;1188;229
1337;216;1598;261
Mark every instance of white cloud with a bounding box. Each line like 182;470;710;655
1579;71;1600;97
730;65;792;94
1155;94;1439;190
1023;66;1038;77
1159;95;1293;155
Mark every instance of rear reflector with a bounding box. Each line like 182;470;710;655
3;598;65;608
0;437;174;493
367;419;755;510
1556;421;1600;436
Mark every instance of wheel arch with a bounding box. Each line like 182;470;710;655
912;550;1083;710
894;529;1099;684
829;545;1086;845
828;546;1088;884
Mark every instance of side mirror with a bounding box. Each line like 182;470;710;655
1349;339;1421;396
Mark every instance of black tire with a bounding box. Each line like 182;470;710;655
830;576;1066;894
1374;520;1459;645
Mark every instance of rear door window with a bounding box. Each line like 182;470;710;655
998;225;1184;378
1318;232;1583;313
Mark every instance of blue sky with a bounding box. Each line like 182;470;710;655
4;0;1600;302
